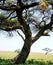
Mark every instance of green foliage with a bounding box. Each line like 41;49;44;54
0;13;17;23
0;13;6;18
0;13;18;28
7;19;17;23
43;0;50;2
0;58;13;65
0;58;53;65
0;13;4;17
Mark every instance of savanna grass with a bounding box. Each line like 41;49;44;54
0;58;53;65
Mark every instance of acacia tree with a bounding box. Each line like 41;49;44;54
42;48;52;55
0;0;53;64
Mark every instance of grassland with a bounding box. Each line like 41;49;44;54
0;51;53;65
0;51;53;61
28;52;53;62
0;51;18;59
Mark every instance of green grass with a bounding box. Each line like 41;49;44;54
0;58;53;65
0;51;53;65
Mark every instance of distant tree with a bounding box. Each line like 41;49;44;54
14;49;20;53
0;0;53;64
42;48;52;55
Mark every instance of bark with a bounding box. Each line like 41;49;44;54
14;36;32;64
14;3;53;64
14;9;32;64
0;0;53;64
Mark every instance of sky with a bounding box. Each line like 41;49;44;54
0;30;53;53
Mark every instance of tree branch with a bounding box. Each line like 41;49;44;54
10;16;17;20
0;24;23;31
0;5;17;11
0;1;53;11
16;30;25;41
6;11;15;19
23;2;39;9
32;14;53;43
32;27;45;43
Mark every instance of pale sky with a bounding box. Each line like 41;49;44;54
0;31;53;53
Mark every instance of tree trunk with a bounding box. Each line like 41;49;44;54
14;10;32;64
14;38;31;64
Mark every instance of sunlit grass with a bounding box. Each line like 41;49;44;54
0;51;18;59
0;51;53;65
28;52;53;62
0;51;53;62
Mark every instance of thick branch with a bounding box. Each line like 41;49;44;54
7;11;15;19
0;25;22;31
15;7;32;64
32;27;45;43
0;5;17;11
0;1;53;11
22;1;53;10
32;14;53;43
48;2;53;5
23;2;39;9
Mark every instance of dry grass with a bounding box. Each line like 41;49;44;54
28;52;53;62
0;51;18;59
0;51;53;62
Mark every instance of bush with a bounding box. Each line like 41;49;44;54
0;59;53;65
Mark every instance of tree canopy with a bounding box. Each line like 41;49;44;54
0;0;53;64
